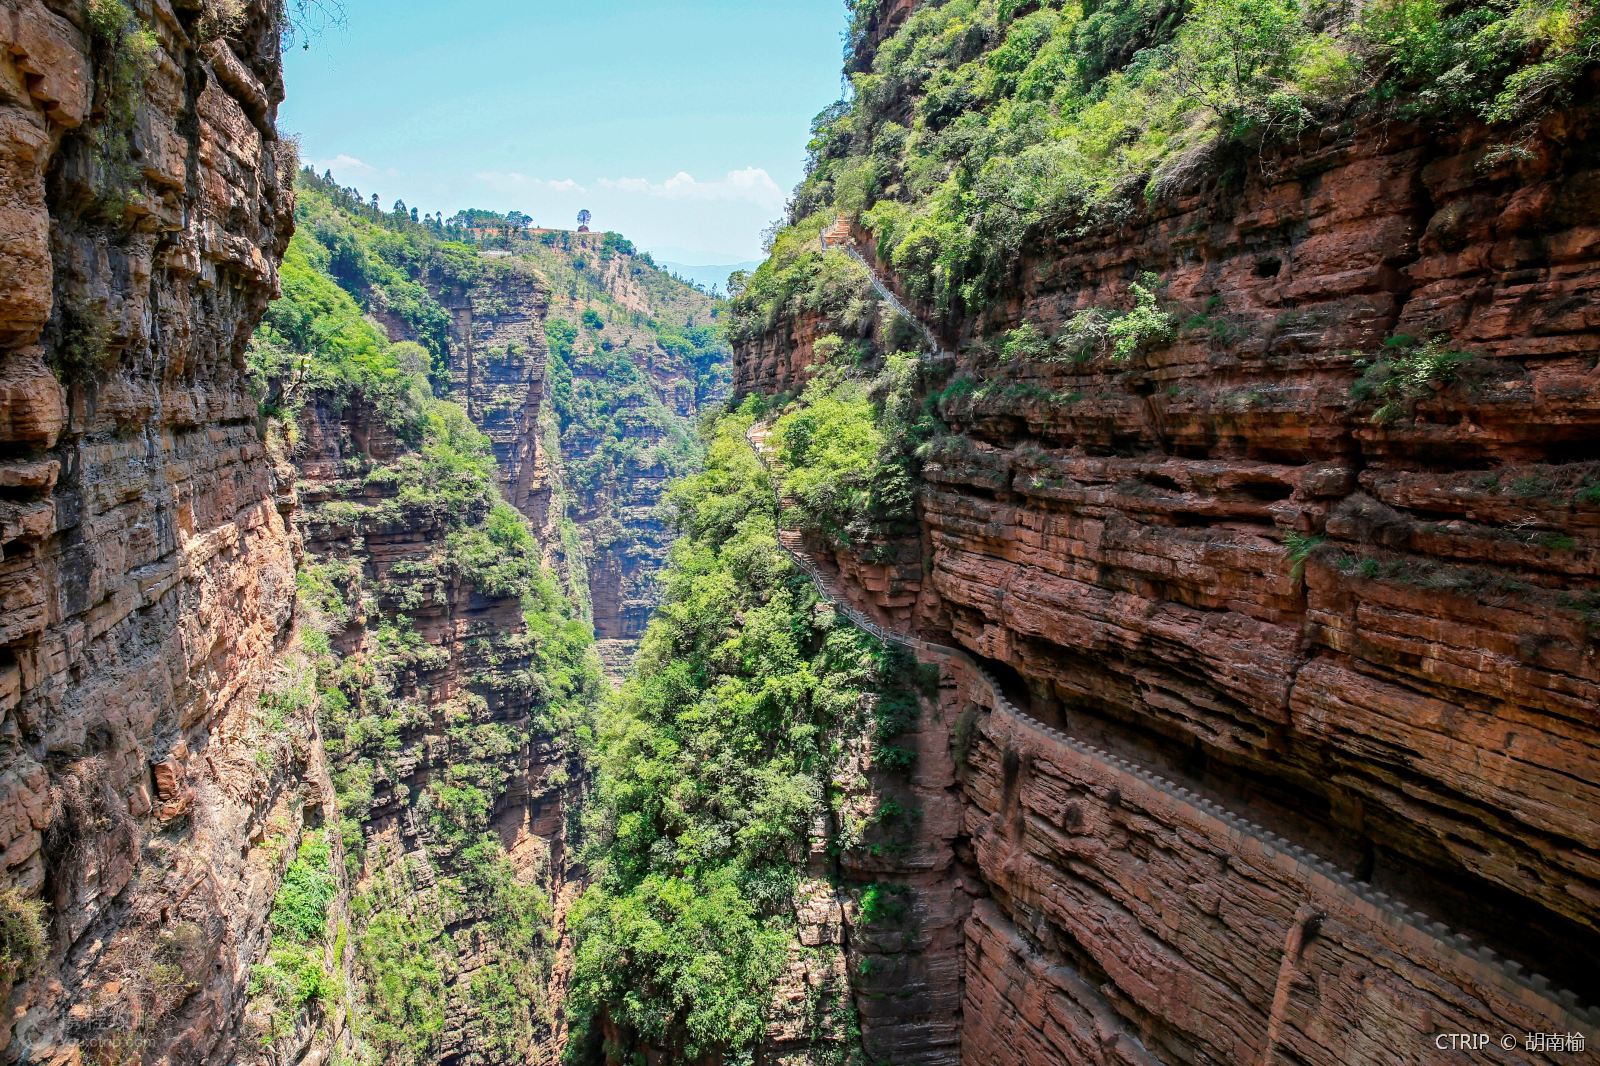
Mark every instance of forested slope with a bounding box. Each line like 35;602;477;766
237;169;737;1061
247;183;602;1062
565;407;956;1066
279;173;730;674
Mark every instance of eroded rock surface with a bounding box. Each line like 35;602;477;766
294;392;582;1063
734;74;1600;1066
0;0;302;1058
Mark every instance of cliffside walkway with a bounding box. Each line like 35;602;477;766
820;222;950;359
746;412;1597;1036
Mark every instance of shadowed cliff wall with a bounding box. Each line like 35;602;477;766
0;0;306;1058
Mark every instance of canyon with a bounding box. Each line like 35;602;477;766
0;0;721;1056
0;0;1597;1063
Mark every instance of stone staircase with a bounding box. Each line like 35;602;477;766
821;213;854;247
819;217;949;358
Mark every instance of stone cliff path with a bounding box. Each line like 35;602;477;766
745;244;1598;1037
821;219;949;358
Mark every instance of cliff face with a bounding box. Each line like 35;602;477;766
0;0;302;1060
463;264;556;538
324;203;730;676
916;97;1600;1001
732;21;1600;1066
243;175;731;1062
292;392;585;1064
516;232;729;673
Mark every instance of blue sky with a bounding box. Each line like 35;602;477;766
282;1;847;263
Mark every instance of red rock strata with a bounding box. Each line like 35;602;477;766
0;0;302;1059
736;78;1600;1066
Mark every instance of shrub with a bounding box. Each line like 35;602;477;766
727;213;875;343
999;322;1050;362
1350;335;1482;422
1283;531;1326;579
0;890;46;987
1106;273;1176;361
858;882;909;925
270;832;338;943
771;352;929;552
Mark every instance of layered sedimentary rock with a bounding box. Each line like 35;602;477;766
764;627;969;1066
819;631;971;1066
734;308;834;400
0;0;306;1058
447;259;555;535
736;66;1600;1066
956;660;1591;1066
533;237;728;666
921;93;1600;1007
293;390;584;1064
364;238;560;547
367;227;727;674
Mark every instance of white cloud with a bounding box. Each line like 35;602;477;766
597;167;785;209
313;153;375;176
475;171;587;195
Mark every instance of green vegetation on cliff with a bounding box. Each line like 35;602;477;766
771;346;929;553
725;216;879;346
525;228;730;501
248;177;602;1064
250;227;434;438
566;408;928;1062
544;315;699;504
270;168;731;658
731;0;1599;326
285;170;484;383
516;219;732;651
250;830;343;1042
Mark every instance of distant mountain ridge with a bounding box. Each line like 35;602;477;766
658;260;761;294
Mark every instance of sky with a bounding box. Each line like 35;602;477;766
281;1;848;264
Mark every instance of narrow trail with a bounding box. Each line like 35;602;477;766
821;224;950;358
745;369;1595;1031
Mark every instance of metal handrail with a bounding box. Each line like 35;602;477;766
820;226;948;357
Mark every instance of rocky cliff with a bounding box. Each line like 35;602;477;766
514;229;729;674
290;390;591;1065
729;0;1600;1061
290;184;730;677
915;100;1600;1010
246;176;611;1061
0;0;305;1059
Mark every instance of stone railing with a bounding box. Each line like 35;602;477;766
744;421;1598;1032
